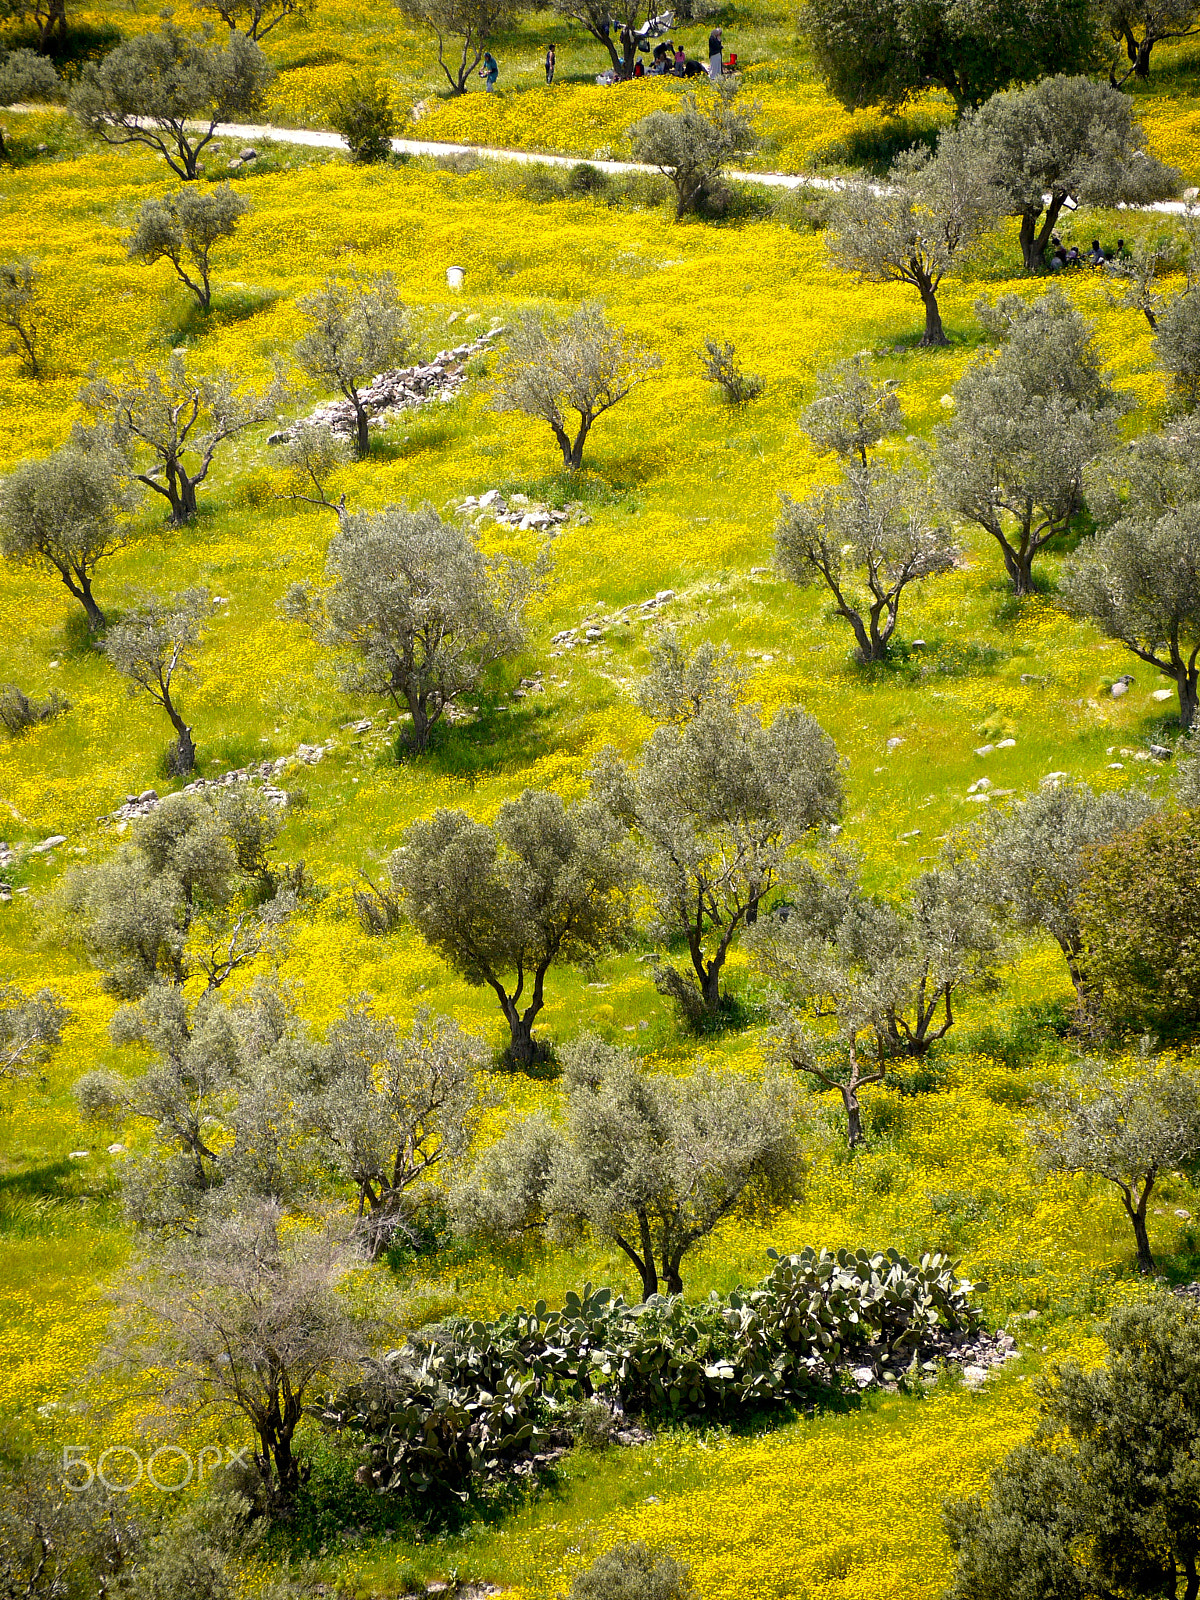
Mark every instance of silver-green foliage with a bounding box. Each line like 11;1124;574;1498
284;501;535;751
1064;416;1200;730
293;272;408;457
127;183;251;311
628;86;759;218
934;288;1129;595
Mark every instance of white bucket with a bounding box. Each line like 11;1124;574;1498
446;265;465;289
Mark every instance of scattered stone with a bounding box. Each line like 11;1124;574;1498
974;744;995;757
239;147;258;161
1107;761;1125;769
31;835;66;854
1111;675;1134;697
965;792;991;803
226;157;242;170
1041;771;1069;786
750;565;770;575
274;330;502;443
1149;743;1172;761
967;777;991;794
962;1364;990;1389
107;1143;127;1155
1020;673;1046;687
886;737;903;751
655;589;676;604
996;738;1016;749
1176;1209;1192;1220
1152;688;1174;702
68;1150;88;1159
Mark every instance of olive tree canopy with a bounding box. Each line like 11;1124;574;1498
828;143;999;348
1099;0;1200;82
0;52;59;157
0;442;128;631
127;184;251;312
284;501;537;752
933;289;1129;595
71;23;273;182
1029;1061;1200;1271
79;352;286;525
590;637;844;1020
799;0;1102;112
0;984;67;1082
293;272;409;458
491;301;660;471
456;1036;803;1299
1064;417;1200;730
629;87;759;219
390;789;633;1067
957;75;1179;270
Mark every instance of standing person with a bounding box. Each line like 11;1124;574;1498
480;50;499;90
545;42;555;83
708;25;722;79
673;42;685;72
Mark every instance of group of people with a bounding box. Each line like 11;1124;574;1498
478;25;734;90
1047;234;1130;270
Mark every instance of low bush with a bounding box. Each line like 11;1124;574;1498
0;683;68;736
571;1543;696;1600
329;76;397;164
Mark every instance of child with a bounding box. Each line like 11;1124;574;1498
545;43;555;84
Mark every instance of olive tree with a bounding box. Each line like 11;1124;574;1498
277;419;352;518
1156;285;1200;410
0;260;48;377
970;780;1160;1004
0;442;128;631
590;639;843;1020
390;789;632;1068
78;982;318;1231
1106;224;1195;331
959;75;1179;270
393;0;516;94
0;984;67;1082
127;184;251;312
79;352;286;525
54;791;292;997
283;501;536;752
1029;1061;1200;1271
777;358;957;661
456;1036;802;1299
798;0;1102;113
551;0;645;80
933;290;1129;595
491;302;660;471
828;142;999;347
1064;418;1200;729
113;1203;364;1504
194;0;311;40
945;1296;1200;1598
0;54;59;162
102;588;211;774
629;87;759;219
294;272;409;458
71;23;273;182
1099;0;1200;82
308;1002;486;1255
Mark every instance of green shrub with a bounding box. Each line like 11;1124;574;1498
329;76;397;164
570;1543;695;1600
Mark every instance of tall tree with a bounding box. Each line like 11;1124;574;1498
958;75;1179;271
283;501;537;752
551;0;646;81
193;0;312;41
1029;1061;1200;1272
71;23;273;182
970;780;1159;1004
390;789;632;1068
1099;0;1200;82
127;184;251;312
457;1036;802;1298
79;352;285;525
933;289;1129;595
1064;417;1200;729
828;143;999;347
799;0;1102;112
491;301;660;471
101;589;212;775
293;272;408;459
393;0;516;94
777;356;957;661
0;442;128;631
629;87;759;219
309;1002;485;1254
590;639;843;1020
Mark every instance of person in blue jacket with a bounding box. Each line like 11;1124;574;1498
481;51;499;91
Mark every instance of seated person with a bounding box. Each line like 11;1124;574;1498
1087;238;1106;266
